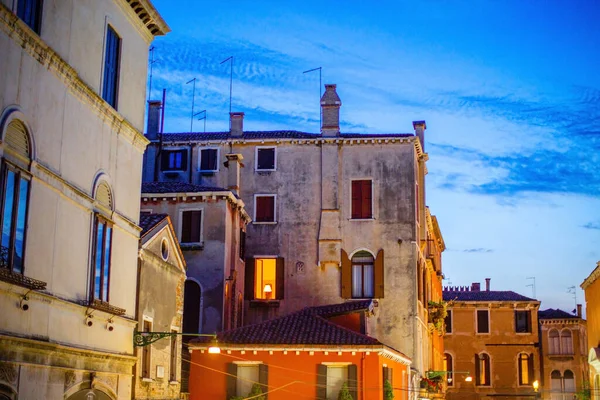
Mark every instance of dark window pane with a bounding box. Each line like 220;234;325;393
102;226;112;301
13;178;29;274
445;310;452;333
94;222;104;299
201;149;218;171
1;170;15;268
255;196;275;222
477;310;489;333
102;26;120;108
257;148;275;170
515;310;530;333
182;211;201;243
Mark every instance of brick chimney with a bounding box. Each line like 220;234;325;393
412;120;426;150
230;112;244;137
577;304;582;318
320;84;341;137
225;153;243;196
471;282;481;292
146;100;162;140
485;278;491;291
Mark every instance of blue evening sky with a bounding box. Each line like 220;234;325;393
149;0;600;314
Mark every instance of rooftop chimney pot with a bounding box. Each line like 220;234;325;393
146;100;162;140
225;153;244;196
485;278;491;292
230;112;244;137
471;282;481;292
320;84;342;137
412;120;426;151
577;304;582;318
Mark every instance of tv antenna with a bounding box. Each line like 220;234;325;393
567;286;577;311
303;67;322;129
526;277;536;299
186;78;198;132
148;46;159;101
220;56;234;116
195;110;206;133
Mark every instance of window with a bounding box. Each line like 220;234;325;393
255;147;276;171
317;364;357;400
476;309;489;333
444;354;453;386
551;370;562;400
161;150;187;171
551;370;576;400
239;229;246;259
475;353;490;386
91;216;112;302
351;180;372;219
17;0;43;34
383;366;394;395
169;329;178;382
254;195;276;223
236;365;258;397
142;319;152;378
199;148;219;172
351;251;374;298
549;329;560;354
180;210;202;244
226;363;268;399
245;257;284;301
564;370;575;394
102;25;121;108
560;330;573;355
518;353;534;385
327;366;348;399
0;164;30;275
515;310;532;333
445;310;453;334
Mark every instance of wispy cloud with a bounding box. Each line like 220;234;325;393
463;248;494;253
582;222;600;230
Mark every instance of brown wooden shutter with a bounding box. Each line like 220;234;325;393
161;151;170;170
276;257;285;300
5;120;30;158
317;364;327;399
374;249;384;298
226;363;237;399
351;181;361;219
475;354;480;385
181;212;191;243
484;355;490;385
265;196;275;222
341;249;352;298
362;180;372;218
528;353;534;385
348;364;358;399
191;210;201;242
259;364;269;399
245;258;255;300
181;150;188;170
518;354;523;385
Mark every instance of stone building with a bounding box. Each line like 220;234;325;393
134;214;186;399
0;0;167;398
443;280;541;400
538;307;588;400
141;84;446;386
581;262;600;400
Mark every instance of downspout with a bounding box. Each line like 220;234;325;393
361;352;366;400
153;89;166;182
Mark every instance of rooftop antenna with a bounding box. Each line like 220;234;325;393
526;277;536;299
186;78;197;132
567;286;577;311
147;46;159;101
303;67;322;129
153;88;166;182
220;56;234;121
195;110;206;133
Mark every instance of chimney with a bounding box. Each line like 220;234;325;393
485;278;491;292
412;121;426;150
225;153;243;196
146;100;162;140
471;282;481;292
230;112;244;137
577;304;582;318
320;84;342;137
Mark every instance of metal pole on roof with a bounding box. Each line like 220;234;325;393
148;46;159;101
303;67;322;129
186;78;197;132
220;56;234;127
526;277;536;299
195;110;206;133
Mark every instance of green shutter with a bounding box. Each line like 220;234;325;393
317;364;327;399
348;364;358;399
226;363;237;399
259;364;269;399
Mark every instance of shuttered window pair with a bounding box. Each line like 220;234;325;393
200;148;218;171
256;147;276;171
91;215;112;302
181;210;201;244
255;195;275;223
162;150;187;171
515;310;532;333
226;363;268;399
341;249;384;299
351;180;372;219
317;364;357;400
102;25;121;109
245;258;284;301
518;353;534;385
475;353;491;386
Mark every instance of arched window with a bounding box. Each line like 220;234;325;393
475;353;491;386
444;353;454;386
518;353;534;385
549;329;560;354
550;370;562;400
90;180;114;303
563;370;575;394
560;330;573;355
183;280;201;336
351;251;374;298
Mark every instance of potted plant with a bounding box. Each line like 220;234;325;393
384;379;394;400
427;300;448;334
338;382;353;400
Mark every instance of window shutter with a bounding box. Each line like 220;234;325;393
245;258;255;300
317;364;327;399
265;196;275;222
348;364;358;399
190;210;201;242
5;120;30;159
528;353;534;385
275;257;285;300
484;356;490;385
226;363;237;399
475;354;480;385
181;212;192;243
518;354;523;385
527;311;532;332
351;181;361;219
259;364;269;399
209;149;217;170
161;151;170;170
341;249;352;298
362;180;372;218
181;150;188;170
374;249;384;298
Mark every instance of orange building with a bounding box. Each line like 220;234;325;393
443;280;541;400
581;262;600;399
189;301;411;400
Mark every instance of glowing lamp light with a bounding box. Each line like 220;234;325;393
208;337;221;354
533;380;539;392
465;376;473;382
263;284;273;293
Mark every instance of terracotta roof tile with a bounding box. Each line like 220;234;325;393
538;308;578;319
141;181;228;194
157;131;414;142
139;213;168;237
443;290;536;302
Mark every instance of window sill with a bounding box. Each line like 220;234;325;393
253;221;277;225
250;300;280;308
141;378;153;383
169;380;179;385
349;218;375;221
81;299;126;316
0;268;47;291
549;354;575;360
255;169;276;173
198;170;218;175
180;243;204;251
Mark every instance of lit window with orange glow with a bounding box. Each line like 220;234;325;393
255;258;277;299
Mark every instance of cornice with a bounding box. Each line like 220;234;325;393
581;261;600;290
0;4;150;153
160;136;417;148
118;0;170;39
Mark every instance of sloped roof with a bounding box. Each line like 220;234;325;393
538;308;578;319
156;131;414;143
194;301;378;346
443;290;536;302
139;213;169;238
141;181;229;194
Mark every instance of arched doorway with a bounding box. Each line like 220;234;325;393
66;389;112;400
183;280;201;334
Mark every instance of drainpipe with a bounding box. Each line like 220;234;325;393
361;352;366;400
188;144;194;184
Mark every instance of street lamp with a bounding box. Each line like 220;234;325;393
133;331;220;354
533;380;539;392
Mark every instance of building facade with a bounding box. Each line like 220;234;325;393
0;0;167;398
538;307;588;400
581;262;600;400
134;214;186;399
141;84;445;384
443;280;541;400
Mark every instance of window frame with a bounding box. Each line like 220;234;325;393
476;353;491;386
255;146;277;172
90;214;113;303
101;23;121;109
515;309;532;333
253;194;277;224
326;364;350;400
548;328;560;355
350;178;374;220
476;309;490;334
517;353;533;386
444;309;453;334
351;251;375;299
444;353;454;387
235;362;261;397
16;0;43;34
178;208;203;245
198;147;220;172
560;329;574;355
245;256;284;302
161;149;188;172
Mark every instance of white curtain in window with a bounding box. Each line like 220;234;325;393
236;365;259;397
563;371;575;395
327;366;348;400
363;264;374;297
561;330;573;355
352;265;362;297
551;371;563;400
